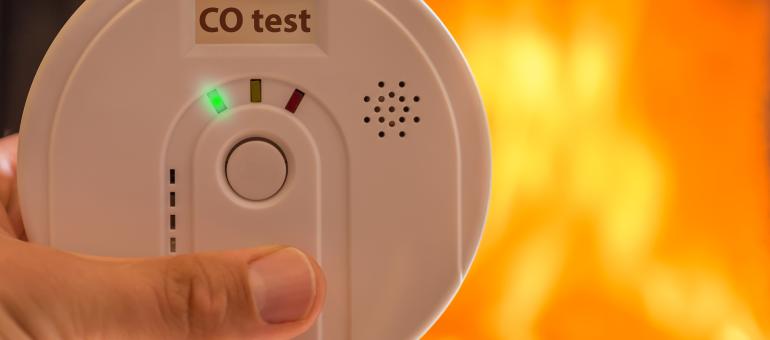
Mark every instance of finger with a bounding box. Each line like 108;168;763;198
0;243;326;339
0;208;15;238
0;200;21;240
0;135;24;240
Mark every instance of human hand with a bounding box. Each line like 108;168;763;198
0;135;326;339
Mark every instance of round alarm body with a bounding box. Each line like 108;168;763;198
18;0;491;338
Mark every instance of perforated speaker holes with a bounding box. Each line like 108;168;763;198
363;81;422;139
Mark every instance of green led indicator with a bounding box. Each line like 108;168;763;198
207;89;228;114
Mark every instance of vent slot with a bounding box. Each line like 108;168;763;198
167;168;180;255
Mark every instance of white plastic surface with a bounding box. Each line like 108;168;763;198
18;0;491;339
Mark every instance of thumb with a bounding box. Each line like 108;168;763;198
0;241;325;339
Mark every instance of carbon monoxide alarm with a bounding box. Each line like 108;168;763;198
18;0;491;338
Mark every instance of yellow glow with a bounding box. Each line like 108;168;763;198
425;0;770;339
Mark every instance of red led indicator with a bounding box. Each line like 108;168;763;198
285;89;305;114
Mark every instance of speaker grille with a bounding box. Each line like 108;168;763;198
363;81;421;140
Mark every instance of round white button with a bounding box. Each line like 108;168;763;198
226;140;287;201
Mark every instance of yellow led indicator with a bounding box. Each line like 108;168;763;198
251;79;262;103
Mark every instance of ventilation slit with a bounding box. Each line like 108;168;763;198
168;169;179;255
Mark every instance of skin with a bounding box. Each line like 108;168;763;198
0;135;326;339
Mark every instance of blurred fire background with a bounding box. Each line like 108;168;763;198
422;1;770;339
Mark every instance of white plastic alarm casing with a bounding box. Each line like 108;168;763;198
18;0;491;339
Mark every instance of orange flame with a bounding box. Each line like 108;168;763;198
424;1;770;339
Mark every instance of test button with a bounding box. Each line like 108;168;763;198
226;139;287;201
